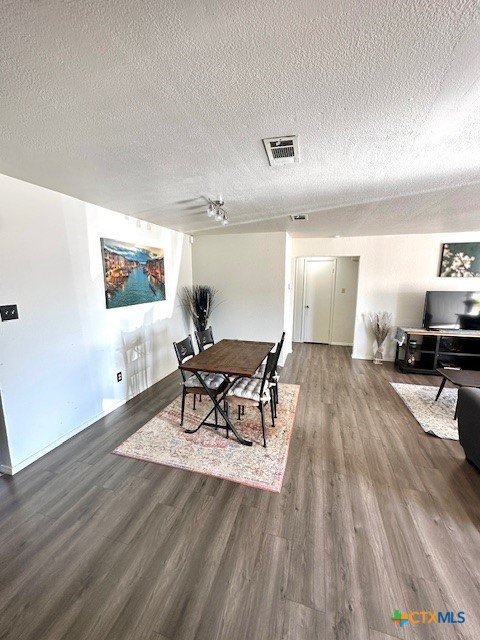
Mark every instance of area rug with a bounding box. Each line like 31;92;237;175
390;383;458;440
113;383;300;492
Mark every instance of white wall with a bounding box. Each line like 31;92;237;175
0;174;192;474
3;183;479;474
293;256;359;345
283;234;294;358
293;233;480;360
331;257;359;344
193;230;480;365
192;232;289;361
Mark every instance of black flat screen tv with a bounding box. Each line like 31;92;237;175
422;291;480;330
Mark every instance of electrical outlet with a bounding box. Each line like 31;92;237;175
0;305;19;321
117;372;122;382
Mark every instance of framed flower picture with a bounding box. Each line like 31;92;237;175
439;242;480;277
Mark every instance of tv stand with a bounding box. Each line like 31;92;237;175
395;328;480;374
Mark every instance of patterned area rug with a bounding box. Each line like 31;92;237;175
390;383;458;440
113;383;300;492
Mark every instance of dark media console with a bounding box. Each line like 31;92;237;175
395;328;480;374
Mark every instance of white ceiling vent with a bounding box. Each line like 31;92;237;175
263;136;299;166
290;214;308;221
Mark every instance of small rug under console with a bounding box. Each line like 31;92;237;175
390;383;458;440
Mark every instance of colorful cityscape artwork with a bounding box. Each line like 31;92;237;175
101;238;166;309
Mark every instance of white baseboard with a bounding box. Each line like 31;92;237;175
0;398;128;475
0;369;173;476
279;348;292;368
351;353;395;362
331;342;353;346
0;464;13;474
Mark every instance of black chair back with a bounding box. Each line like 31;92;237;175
195;326;214;352
259;351;277;397
173;335;195;381
276;331;286;362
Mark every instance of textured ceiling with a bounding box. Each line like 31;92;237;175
1;0;480;237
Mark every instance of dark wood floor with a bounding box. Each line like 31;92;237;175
1;344;480;640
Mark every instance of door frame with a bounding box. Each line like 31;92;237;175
300;257;337;344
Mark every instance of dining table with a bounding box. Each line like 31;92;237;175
179;338;274;446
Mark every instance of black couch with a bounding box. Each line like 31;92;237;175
457;387;480;470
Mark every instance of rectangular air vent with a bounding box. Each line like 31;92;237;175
263;136;299;166
290;214;308;221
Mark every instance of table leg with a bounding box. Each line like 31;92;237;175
435;376;447;401
184;372;252;446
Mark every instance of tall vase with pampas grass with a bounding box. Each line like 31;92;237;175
369;311;392;364
180;285;217;332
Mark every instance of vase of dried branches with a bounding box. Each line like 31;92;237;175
180;285;217;332
369;311;392;365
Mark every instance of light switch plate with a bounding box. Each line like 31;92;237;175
0;305;19;321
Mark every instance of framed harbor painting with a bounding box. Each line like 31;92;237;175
439;242;480;277
100;238;166;309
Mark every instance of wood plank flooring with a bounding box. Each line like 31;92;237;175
1;344;480;639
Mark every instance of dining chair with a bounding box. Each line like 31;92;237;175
192;327;215;408
195;326;215;352
173;335;227;425
254;331;285;417
224;351;277;447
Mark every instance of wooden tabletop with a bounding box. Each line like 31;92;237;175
179;339;275;377
436;368;480;386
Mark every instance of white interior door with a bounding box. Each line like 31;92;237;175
303;259;336;343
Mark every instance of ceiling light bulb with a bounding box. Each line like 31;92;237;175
215;210;222;222
221;216;229;225
207;203;215;217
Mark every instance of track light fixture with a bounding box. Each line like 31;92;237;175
206;199;229;225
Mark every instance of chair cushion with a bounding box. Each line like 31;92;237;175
226;377;271;403
253;362;266;379
184;372;226;390
253;362;279;382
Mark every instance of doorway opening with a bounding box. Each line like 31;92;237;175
293;256;359;345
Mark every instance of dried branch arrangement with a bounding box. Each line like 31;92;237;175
368;311;392;364
180;285;217;332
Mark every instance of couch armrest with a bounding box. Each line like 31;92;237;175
457;387;480;470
